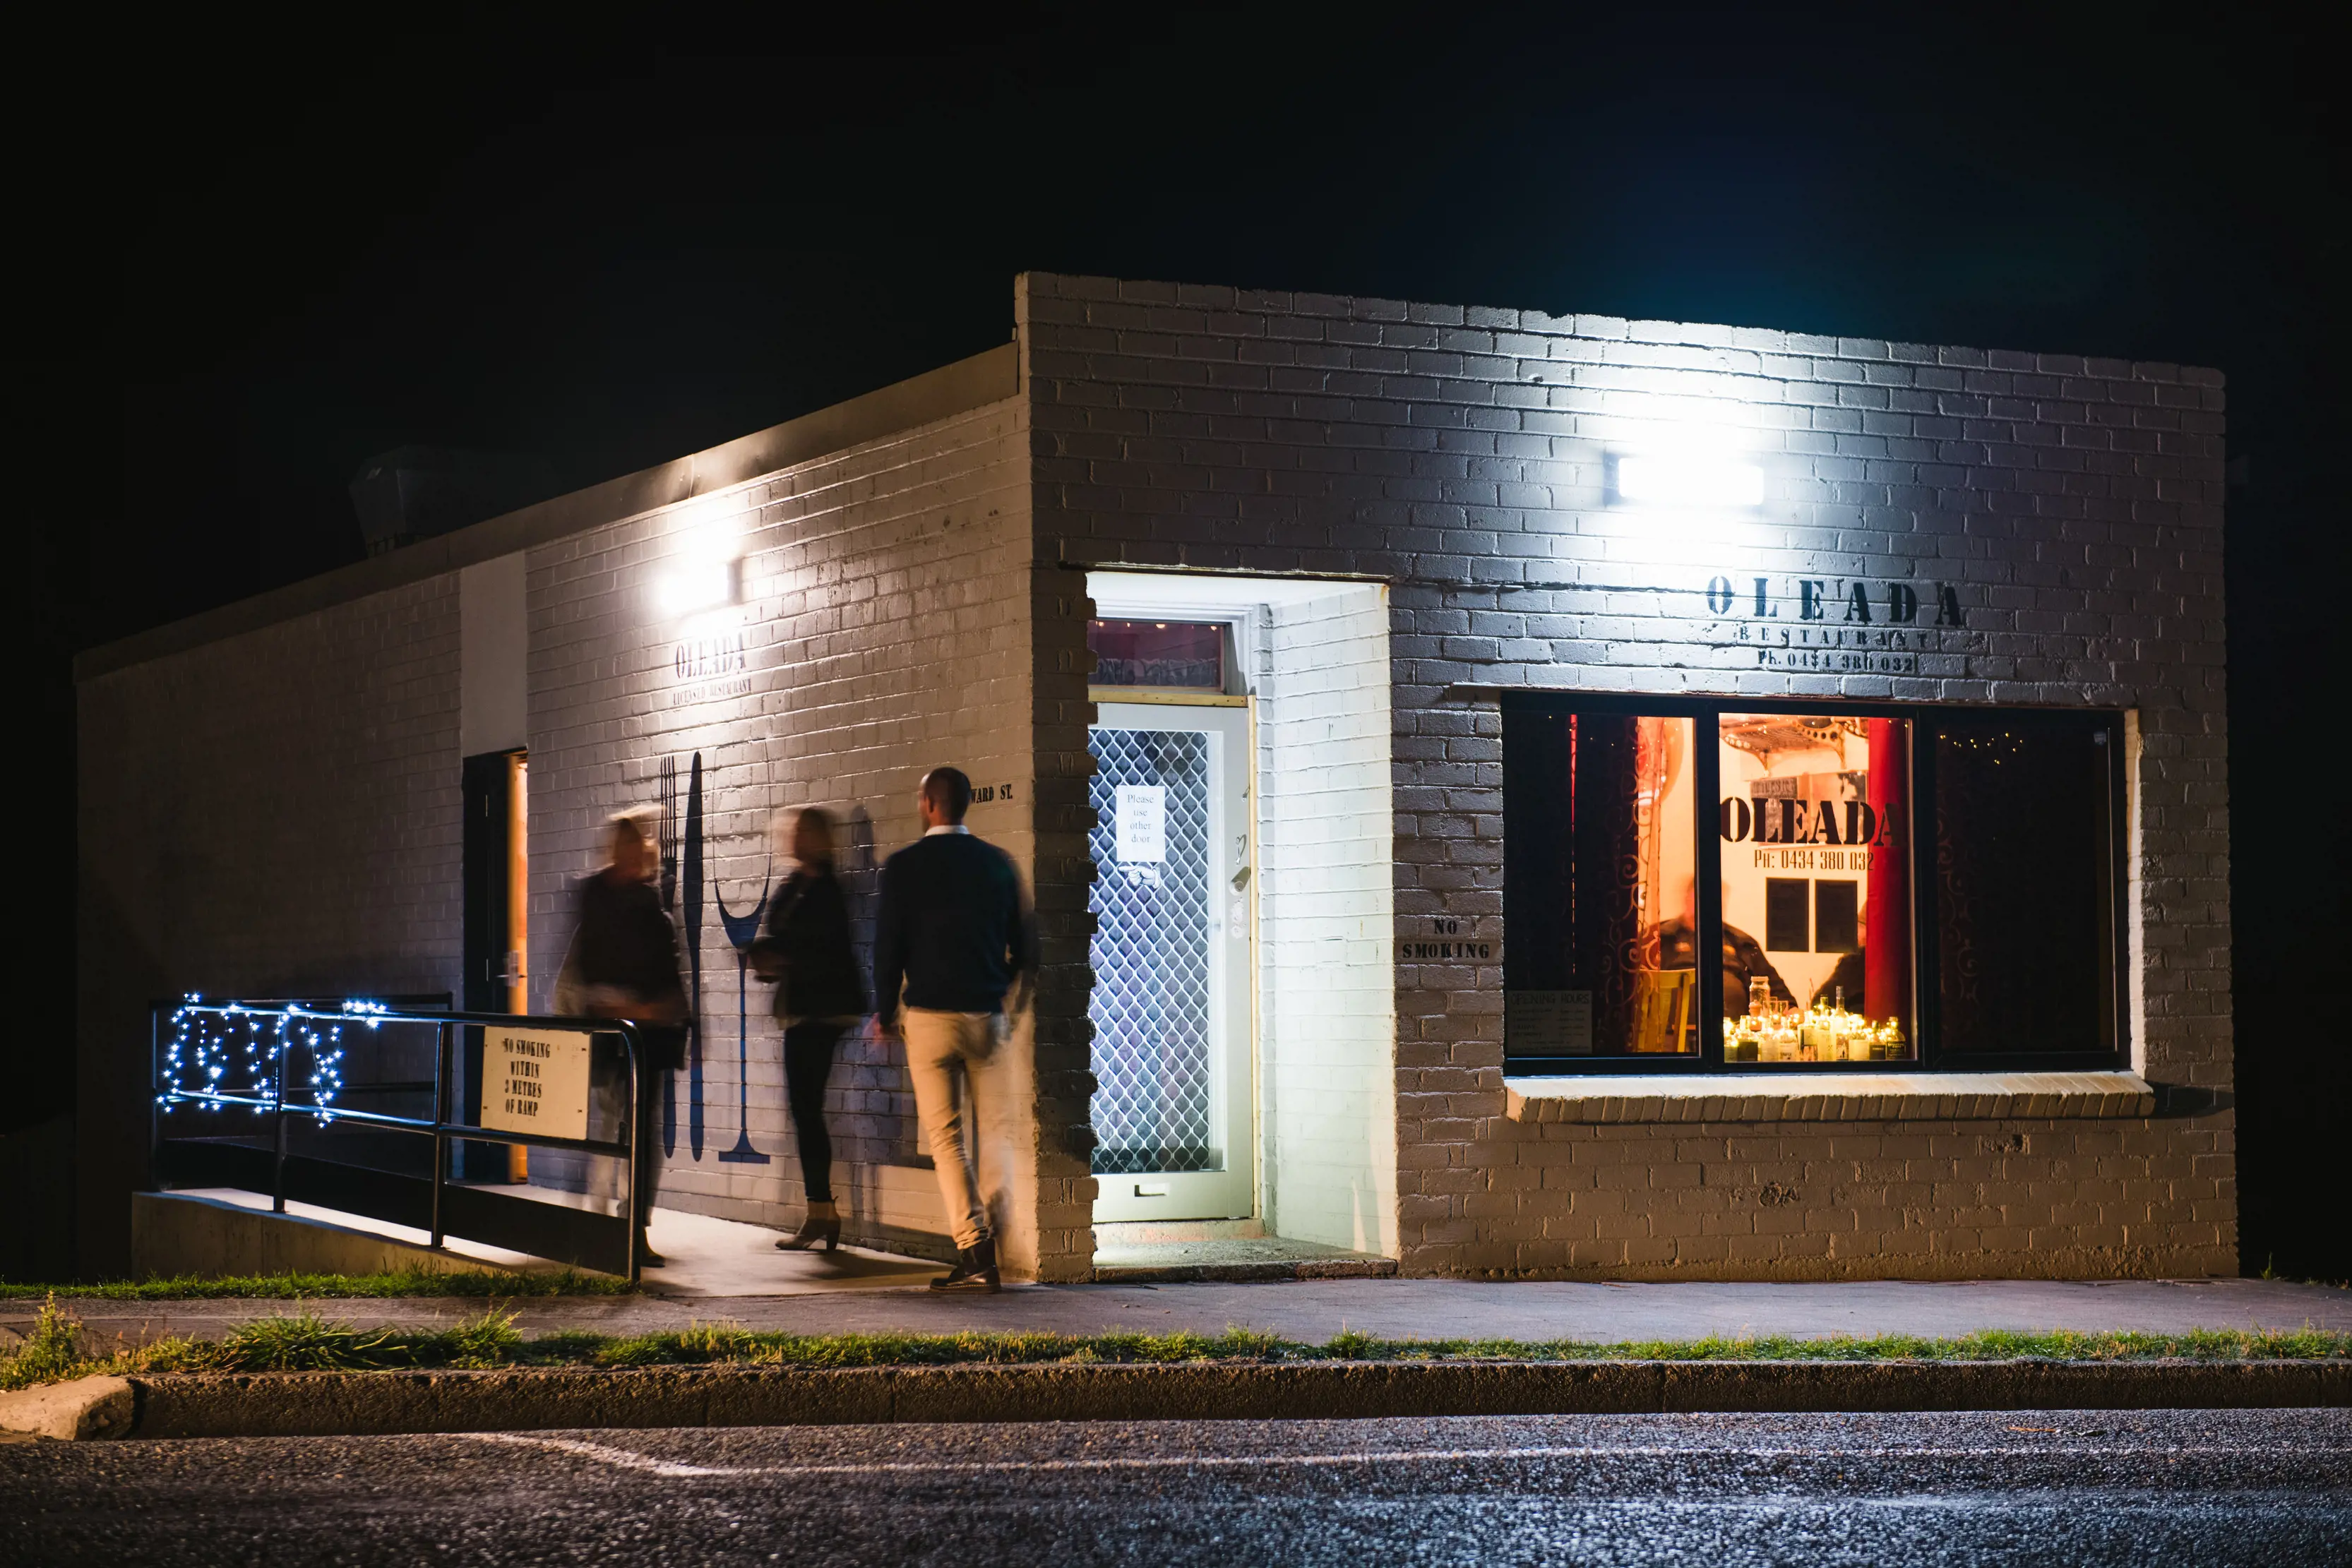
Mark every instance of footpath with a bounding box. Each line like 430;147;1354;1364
20;1274;2352;1348
6;1274;2346;1442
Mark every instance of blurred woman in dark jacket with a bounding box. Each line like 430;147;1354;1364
749;807;868;1251
557;811;687;1267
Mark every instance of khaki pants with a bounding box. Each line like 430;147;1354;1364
901;1008;1000;1250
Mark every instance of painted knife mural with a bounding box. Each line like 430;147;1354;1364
655;753;709;1161
683;753;706;1161
658;757;681;1156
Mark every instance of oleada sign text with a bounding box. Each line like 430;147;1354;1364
1719;796;1903;846
1704;576;1965;626
674;630;748;680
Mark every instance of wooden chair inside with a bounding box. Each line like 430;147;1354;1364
1630;967;1696;1053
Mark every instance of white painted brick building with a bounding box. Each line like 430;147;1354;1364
77;273;2231;1283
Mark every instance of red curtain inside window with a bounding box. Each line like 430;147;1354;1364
1863;717;1911;1025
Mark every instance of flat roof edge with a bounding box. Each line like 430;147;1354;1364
76;342;1020;683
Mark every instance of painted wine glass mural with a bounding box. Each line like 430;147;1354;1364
715;835;772;1166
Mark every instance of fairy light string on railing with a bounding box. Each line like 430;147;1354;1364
155;995;378;1124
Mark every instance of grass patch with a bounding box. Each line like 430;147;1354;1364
0;1267;631;1301
1;1298;89;1388
6;1302;2345;1391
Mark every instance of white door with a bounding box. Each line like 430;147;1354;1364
1087;702;1254;1221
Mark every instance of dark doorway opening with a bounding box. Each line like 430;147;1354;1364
460;748;528;1182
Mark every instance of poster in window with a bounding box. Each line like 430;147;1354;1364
1114;784;1167;863
1510;989;1594;1055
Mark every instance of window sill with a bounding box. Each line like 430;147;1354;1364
1503;1070;2155;1125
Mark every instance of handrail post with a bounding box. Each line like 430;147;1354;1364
431;1020;451;1250
623;1024;640;1284
272;1017;289;1214
148;1006;161;1193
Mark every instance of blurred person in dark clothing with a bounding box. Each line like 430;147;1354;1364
1659;916;1795;1017
561;810;688;1267
750;806;868;1252
873;767;1037;1293
1813;947;1866;1013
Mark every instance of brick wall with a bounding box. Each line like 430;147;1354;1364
75;273;2235;1285
1022;270;2233;1279
76;580;465;1274
523;397;1051;1268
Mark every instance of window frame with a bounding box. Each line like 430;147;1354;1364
1500;693;2130;1077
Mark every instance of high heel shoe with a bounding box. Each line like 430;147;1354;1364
775;1199;841;1251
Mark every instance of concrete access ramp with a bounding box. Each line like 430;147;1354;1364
131;1191;549;1281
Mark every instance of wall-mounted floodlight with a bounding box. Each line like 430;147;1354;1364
655;495;748;619
1611;453;1764;509
655;555;741;618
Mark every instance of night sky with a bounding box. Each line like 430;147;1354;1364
19;10;2346;1274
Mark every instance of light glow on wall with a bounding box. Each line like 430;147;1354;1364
1612;452;1764;510
657;499;746;619
657;555;740;617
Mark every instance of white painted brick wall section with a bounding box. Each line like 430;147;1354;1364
1256;587;1397;1254
80;579;464;998
76;581;464;1271
525;398;1041;1264
1022;271;2233;1280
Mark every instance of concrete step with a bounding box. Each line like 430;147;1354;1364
1090;1233;1399;1283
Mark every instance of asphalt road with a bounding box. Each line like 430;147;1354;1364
2;1410;2346;1566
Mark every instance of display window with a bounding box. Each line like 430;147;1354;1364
1717;714;1913;1064
1087;620;1226;690
1501;712;1700;1057
1502;696;2126;1073
1927;711;2123;1060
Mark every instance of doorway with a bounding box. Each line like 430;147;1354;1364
461;747;529;1182
1083;571;1398;1262
1087;701;1254;1221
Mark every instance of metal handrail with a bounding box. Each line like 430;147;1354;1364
152;1001;645;1281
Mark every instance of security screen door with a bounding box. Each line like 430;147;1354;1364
1087;702;1254;1221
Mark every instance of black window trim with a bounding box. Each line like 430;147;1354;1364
1499;692;2131;1077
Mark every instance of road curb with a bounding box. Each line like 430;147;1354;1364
0;1376;137;1441
118;1359;2352;1439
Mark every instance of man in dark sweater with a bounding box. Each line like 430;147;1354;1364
874;766;1038;1293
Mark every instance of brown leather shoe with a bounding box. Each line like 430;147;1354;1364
929;1236;1000;1293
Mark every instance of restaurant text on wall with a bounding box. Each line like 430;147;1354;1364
669;625;753;707
1695;575;1982;674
